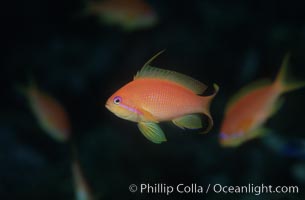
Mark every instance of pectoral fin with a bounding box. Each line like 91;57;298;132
137;122;167;144
172;114;202;130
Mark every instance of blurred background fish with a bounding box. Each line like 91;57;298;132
219;55;305;147
84;0;158;31
19;81;94;200
72;158;94;200
18;82;71;142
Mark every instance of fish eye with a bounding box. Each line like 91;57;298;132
113;96;122;105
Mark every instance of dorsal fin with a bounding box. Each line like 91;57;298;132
134;51;207;94
225;79;272;114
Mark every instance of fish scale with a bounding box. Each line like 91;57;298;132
134;79;203;121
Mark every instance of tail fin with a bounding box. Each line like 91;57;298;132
201;83;219;133
274;54;305;93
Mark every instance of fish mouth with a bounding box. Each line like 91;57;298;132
105;103;110;110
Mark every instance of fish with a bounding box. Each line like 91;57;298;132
72;159;94;200
219;55;305;147
86;0;158;31
105;51;219;144
19;82;70;142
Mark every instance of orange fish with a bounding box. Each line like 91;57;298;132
87;0;158;31
220;55;305;147
20;82;70;142
105;52;219;144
